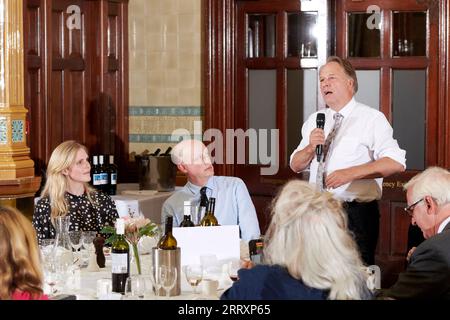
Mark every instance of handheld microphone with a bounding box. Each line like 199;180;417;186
316;113;325;162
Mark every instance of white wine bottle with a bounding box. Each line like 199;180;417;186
200;197;219;226
179;201;195;227
157;216;177;250
111;218;129;293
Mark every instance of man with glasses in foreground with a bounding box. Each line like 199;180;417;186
379;166;450;299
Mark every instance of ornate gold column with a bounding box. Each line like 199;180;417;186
0;0;41;217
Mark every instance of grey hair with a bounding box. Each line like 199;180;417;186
404;167;450;206
264;180;370;300
170;139;206;165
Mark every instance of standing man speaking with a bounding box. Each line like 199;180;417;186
290;56;406;265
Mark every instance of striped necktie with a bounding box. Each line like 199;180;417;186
316;113;343;191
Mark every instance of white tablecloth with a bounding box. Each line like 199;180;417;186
57;255;226;300
112;190;176;224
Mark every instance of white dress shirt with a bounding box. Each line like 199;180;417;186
290;98;406;202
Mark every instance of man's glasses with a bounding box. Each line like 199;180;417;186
404;198;424;216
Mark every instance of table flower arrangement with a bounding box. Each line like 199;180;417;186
101;216;159;275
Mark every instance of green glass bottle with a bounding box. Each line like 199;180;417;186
111;218;129;294
179;201;195;227
200;197;219;226
157;216;178;250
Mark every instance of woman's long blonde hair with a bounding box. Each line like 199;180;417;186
0;206;44;299
41;140;95;219
264;180;370;300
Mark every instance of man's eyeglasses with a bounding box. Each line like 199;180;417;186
404;198;424;216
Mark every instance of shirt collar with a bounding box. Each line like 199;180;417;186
186;176;214;195
437;215;450;234
329;97;356;119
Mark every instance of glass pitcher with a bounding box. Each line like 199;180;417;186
53;215;73;267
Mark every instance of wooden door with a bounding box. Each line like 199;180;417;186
24;0;129;180
336;0;441;287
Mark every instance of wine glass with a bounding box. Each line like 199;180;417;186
159;266;177;298
149;266;162;299
68;230;83;264
43;261;60;295
80;231;97;266
184;264;203;294
227;259;241;282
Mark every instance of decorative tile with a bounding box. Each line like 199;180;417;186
12;120;24;143
129;134;202;143
129;106;203;116
0;118;6;144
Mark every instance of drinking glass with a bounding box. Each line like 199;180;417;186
43;261;60;295
124;276;146;300
159;266;177;298
184;264;203;294
68;230;83;264
81;231;97;250
149;266;162;299
227;259;241;282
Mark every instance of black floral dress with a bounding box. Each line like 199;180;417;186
32;191;118;243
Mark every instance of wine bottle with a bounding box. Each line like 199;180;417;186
157;216;177;250
111;218;129;294
196;188;209;225
151;148;161;156
98;155;108;192
200;197;219;226
91;155;102;189
179;201;195;227
161;147;172;156
107;155;118;195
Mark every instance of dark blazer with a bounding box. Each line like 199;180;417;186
220;264;328;300
381;222;450;299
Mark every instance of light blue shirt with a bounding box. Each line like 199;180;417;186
161;176;261;241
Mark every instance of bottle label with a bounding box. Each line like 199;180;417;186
111;173;117;185
100;173;108;185
93;174;102;185
111;253;128;273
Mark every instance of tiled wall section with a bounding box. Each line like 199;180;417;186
129;0;202;156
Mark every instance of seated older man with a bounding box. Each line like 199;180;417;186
379;167;450;299
161;139;261;241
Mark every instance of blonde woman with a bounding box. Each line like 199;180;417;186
32;140;118;242
221;180;371;300
0;206;48;300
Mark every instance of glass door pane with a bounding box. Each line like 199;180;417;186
393;12;426;57
248;70;277;164
392;70;426;170
348;13;381;57
247;14;276;58
287;12;318;58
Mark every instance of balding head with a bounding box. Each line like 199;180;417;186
171;139;211;165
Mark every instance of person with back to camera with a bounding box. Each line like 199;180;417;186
0;206;48;300
290;56;406;265
161;139;260;241
378;167;450;299
220;180;372;300
32;140;118;242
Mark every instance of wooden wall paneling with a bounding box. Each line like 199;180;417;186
24;0;47;175
92;0;129;179
204;0;236;177
24;0;129;183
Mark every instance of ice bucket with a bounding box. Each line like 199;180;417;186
152;247;181;296
136;155;176;191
